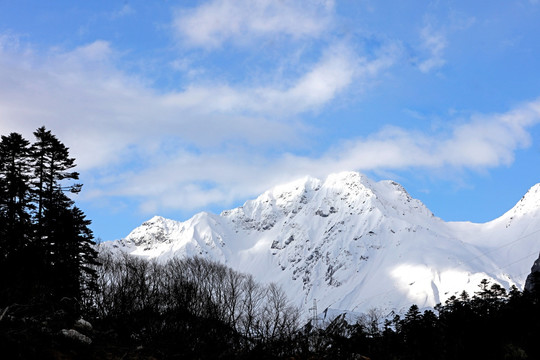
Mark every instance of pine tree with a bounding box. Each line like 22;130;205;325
46;205;99;300
31;126;81;231
0;127;98;307
0;133;33;255
30;126;94;303
0;133;35;304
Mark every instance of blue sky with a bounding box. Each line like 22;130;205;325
1;0;540;241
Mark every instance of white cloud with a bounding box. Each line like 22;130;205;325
306;99;540;172
94;99;540;213
0;38;389;172
415;12;474;74
147;43;379;121
109;4;134;19
3;32;539;218
417;24;447;73
173;0;334;48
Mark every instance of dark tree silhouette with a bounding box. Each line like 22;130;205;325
0;127;97;308
0;133;35;304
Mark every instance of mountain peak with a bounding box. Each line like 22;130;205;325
102;172;538;317
144;215;167;224
513;183;540;215
499;183;540;226
126;215;176;246
325;170;368;183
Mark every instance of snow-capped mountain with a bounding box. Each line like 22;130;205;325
101;172;540;317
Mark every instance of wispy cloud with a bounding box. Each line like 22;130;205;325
319;100;540;171
93;98;540;213
108;4;135;19
2;1;539;219
173;0;334;48
417;24;447;73
0;35;393;172
2;34;538;214
415;11;475;74
160;43;363;116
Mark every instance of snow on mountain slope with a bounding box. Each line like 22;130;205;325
101;171;540;318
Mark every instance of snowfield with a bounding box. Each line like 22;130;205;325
101;171;540;318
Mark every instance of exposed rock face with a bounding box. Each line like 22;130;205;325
525;253;540;292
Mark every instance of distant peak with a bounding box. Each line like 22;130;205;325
325;171;366;183
498;183;540;227
257;175;322;199
144;215;167;224
511;183;540;215
323;171;373;191
525;183;540;198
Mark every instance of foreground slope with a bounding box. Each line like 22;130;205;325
102;172;540;316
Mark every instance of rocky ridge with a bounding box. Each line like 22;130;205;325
101;171;540;316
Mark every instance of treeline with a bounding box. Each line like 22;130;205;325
81;254;540;359
302;278;540;360
85;250;300;358
76;250;540;359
